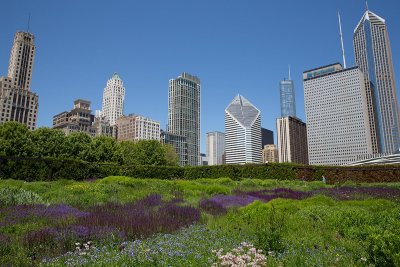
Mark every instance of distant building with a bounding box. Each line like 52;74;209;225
200;153;208;166
276;116;308;165
53;99;95;136
160;130;188;166
0;31;39;130
261;128;274;147
354;9;400;154
225;94;262;164
279;79;296;117
116;114;160;142
206;131;225;165
102;73;125;126
168;72;201;166
262;144;278;163
92;110;115;137
303;63;373;165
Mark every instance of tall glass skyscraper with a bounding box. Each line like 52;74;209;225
168;72;201;166
354;9;400;154
279;79;296;117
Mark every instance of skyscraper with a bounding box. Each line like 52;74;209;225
225;95;262;164
354;9;400;154
276;116;308;165
168;72;200;166
102;73;125;126
206;131;225;165
116;114;160;142
279;78;296;117
0;31;39;130
303;63;373;165
262;144;278;163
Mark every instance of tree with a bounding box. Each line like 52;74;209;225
30;127;67;158
164;144;179;166
84;136;119;163
63;132;92;160
117;140;136;165
0;122;32;157
122;140;167;166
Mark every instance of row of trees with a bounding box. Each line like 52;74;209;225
0;122;179;166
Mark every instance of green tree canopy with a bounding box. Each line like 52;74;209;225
63;132;92;160
0;122;32;157
30;127;67;158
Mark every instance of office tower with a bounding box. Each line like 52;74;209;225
160;130;188;166
102;73;125;126
0;32;39;130
206;131;225;165
354;9;400;154
53;99;96;136
303;63;373;165
262;144;278;163
200;153;208;166
276;116;308;165
168;72;200;166
225;94;262;164
261;128;274;147
116;114;160;142
279;78;296;117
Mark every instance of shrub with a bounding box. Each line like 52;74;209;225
0;187;44;205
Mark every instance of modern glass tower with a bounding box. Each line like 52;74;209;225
279;79;296;117
225;94;262;164
168;72;201;166
102;73;125;126
354;9;400;154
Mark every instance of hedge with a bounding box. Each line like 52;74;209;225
0;157;399;183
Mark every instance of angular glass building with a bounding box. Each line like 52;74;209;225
279;79;296;117
354;9;400;154
225;95;261;164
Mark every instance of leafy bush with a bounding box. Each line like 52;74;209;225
0;187;44;205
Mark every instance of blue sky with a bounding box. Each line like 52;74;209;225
1;0;399;152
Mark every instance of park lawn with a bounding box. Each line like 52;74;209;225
0;176;399;266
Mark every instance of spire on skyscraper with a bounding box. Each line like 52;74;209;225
338;10;347;69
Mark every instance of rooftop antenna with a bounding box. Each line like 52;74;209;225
365;0;369;11
288;64;291;80
27;13;31;32
338;10;347;69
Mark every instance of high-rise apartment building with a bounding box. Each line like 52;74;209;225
160;130;188;166
303;63;373;165
354;9;400;154
279;79;296;118
168;72;200;166
225;95;262;164
53;99;96;136
262;144;278;163
102;73;125;126
276;116;308;165
116;114;160;142
206;131;225;165
0;32;39;130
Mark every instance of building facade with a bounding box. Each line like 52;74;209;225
102;73;125;126
354;9;400;154
261;128;274;147
279;79;296;117
303;63;373;165
0;32;39;130
116;114;160;142
53;99;96;136
168;72;200;166
225;95;262;164
262;144;278;163
206;131;225;165
160;130;188;166
276;116;308;165
92;111;115;137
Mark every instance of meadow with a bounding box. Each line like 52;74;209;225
0;176;399;266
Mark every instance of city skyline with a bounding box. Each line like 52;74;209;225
0;1;399;152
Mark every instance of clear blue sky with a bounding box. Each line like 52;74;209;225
1;0;399;152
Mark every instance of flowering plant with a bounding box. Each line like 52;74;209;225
212;242;267;267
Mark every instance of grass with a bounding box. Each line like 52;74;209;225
0;176;399;266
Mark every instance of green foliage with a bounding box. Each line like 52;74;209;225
0;187;44;205
164;144;179;166
0;122;32;157
62;132;92;160
127;140;167;166
83;136;119;163
30;128;67;158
